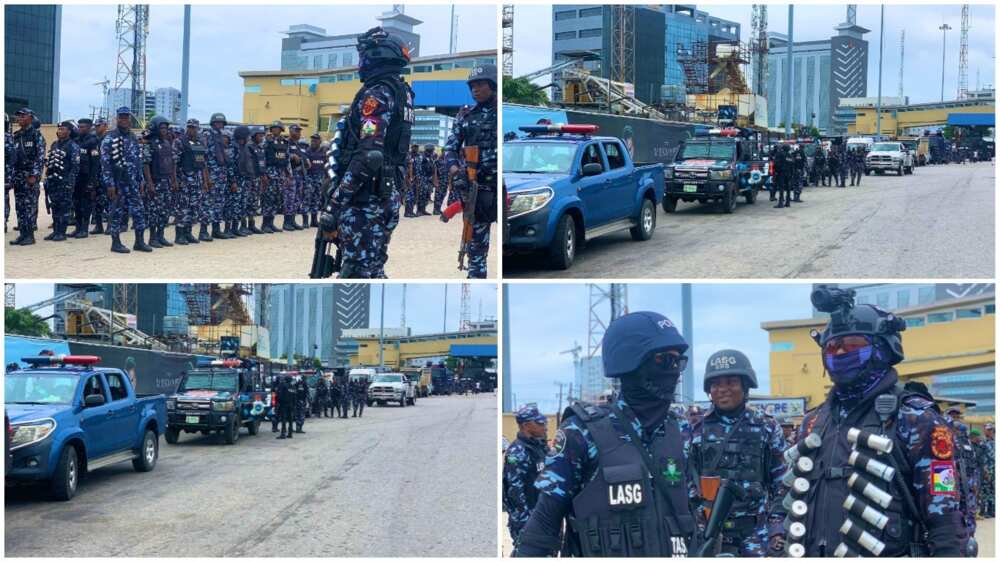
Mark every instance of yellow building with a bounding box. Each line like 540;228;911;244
762;293;995;424
351;330;496;368
848;98;994;136
240;50;496;138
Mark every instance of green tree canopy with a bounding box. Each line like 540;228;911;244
5;308;51;337
503;76;548;106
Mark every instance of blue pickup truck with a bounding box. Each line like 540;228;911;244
503;124;665;270
5;355;167;500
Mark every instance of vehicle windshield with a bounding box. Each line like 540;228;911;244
679;141;735;160
5;373;79;404
872;143;901;152
503;141;576;174
901;141;917;150
179;371;238;392
372;374;404;383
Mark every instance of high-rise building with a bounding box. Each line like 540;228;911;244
574;356;612;403
153;87;182;122
767;20;869;132
105;87;137;115
411;109;456;147
5;5;62;123
269;284;370;367
281;10;421;72
135;284;189;336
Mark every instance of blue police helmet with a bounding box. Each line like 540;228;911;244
602;311;688;377
514;403;547;425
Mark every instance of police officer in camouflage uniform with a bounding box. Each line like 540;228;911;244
276;373;295;439
404;145;419;217
246;128;267;235
792;145;805;202
433;150;449;214
173;119;210;245
443;64;497;279
101;106;151;253
417;144;436;215
43;121;81;243
351;379;367;417
70;118;100;238
689;350;788;556
293;373;309;433
90;118;111;234
229;125;259;239
9;108;46;246
202;113;232;240
514;311;698;557
142;116;177;249
790;286;964;557
503;403;549;542
321;27;413;279
305;133;327;228
285;124;308;231
262;122;290;233
944;407;979;553
978;424;995;517
848;145;865;186
4;113;15;233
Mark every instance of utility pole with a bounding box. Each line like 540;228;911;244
785;6;794;139
681;284;693;403
502;284;511;411
876;5;884;138
554;381;565;425
939;23;952;102
379;285;385;368
180;5;191;123
443;285;448;333
898;30;905;101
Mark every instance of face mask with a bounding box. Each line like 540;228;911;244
620;356;683;431
824;344;874;385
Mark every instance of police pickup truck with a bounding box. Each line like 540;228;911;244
663;127;770;214
367;373;416;407
5;355;166;501
503;124;665;270
165;358;270;445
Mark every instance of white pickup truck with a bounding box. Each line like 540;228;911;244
367;373;416;407
865;141;914;176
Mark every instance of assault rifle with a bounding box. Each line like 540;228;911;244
457;145;479;271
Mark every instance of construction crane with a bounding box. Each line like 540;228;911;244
751;5;769;98
559;341;583;367
18;286;101;314
958;4;969;99
114;5;150;124
560;67;667;119
502;5;514;77
5;284;15;309
93;77;111;121
401;283;407;329
898;30;905;100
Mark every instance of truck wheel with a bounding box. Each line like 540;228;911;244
875;169;883;175
50;445;79;501
547;214;576;270
224;414;240;445
247;418;261;436
897;164;904;176
165;427;180;444
662;196;678;213
744;186;757;205
630;198;656;241
132;429;158;472
721;185;736;214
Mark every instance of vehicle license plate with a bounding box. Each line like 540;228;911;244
683;184;698;193
186;416;200;424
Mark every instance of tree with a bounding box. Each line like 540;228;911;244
806;126;821;138
5;308;51;337
502;76;548;106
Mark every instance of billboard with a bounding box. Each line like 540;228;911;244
679;397;808;421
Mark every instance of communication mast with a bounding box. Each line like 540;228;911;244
847;4;857;25
958;4;969;99
751;5;769;98
898;30;905;100
460;284;472;332
5;284;15;309
587;284;628;394
502;5;514;77
113;5;150;124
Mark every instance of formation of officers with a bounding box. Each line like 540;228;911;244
270;372;370;440
6;26;497;279
767;142;867;209
504;289;988;558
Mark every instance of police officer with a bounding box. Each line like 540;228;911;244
293;373;309;433
101;106;151;253
276;373;295;439
503;403;548;543
514;311;697;557
9;108;46;246
405;144;419;217
944;406;979;554
262;122;290;233
443;64;498;279
305;133;327;228
792;144;805;202
90;118;111;234
336;377;350;418
4;113;15;233
141;116;177;249
689;350;788;556
813;145;827;187
44;121;81;242
285;124;308;230
320;26;413;279
226;125;258;240
417;144;436;215
433;150;449;214
979;424;995;518
245;128;267;235
791;286;964;557
773;144;794;209
849;146;865;187
204;112;233;240
173;119;209;245
316;375;332;417
70;118;100;238
351;379;367;417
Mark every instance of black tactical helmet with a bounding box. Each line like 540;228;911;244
423;144;435;152
210;112;227;125
703;349;758;393
269;120;285;132
357;27;411;68
147;115;169;131
815;303;906;366
467;63;497;88
233;125;250;141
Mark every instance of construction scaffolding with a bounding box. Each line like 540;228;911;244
678;40;766;127
64;299;165;350
560;67;667;120
178;284;256;355
501;5;514;77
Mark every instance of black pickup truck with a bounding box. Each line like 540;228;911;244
165;359;270;445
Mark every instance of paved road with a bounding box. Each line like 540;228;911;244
5;212;499;280
5;393;497;557
505;161;994;279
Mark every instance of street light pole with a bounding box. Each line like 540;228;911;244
379;284;385;368
876;5;885;138
785;5;794;139
939;23;952;102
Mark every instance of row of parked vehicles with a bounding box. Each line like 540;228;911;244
5;354;459;501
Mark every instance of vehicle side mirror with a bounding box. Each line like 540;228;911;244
581;162;604;176
84;393;106;407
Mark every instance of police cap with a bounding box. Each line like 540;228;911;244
602;311;688;378
270;121;285;131
116;106;132;116
289;124;302;132
703;349;758;393
78;118;93;125
15;108;35;117
514;403;547;425
310;133;322;140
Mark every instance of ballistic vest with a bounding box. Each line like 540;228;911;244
179;137;207;173
693;409;768;517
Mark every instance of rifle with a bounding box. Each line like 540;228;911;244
696;477;743;557
457;145;479;271
310;120;345;279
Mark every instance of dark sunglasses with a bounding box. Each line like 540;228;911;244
652;351;688;372
823;335;873;355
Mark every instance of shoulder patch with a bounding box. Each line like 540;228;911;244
361;96;380;117
551;429;567;456
360;119;378;138
930;460;958;495
931;425;955;459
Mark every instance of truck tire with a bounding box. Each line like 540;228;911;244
399;392;407;407
247;418;261;436
744;185;757;205
720;185;736;214
50;444;79;501
165;427;180;444
132;429;158;472
547;214;576;270
224;414;240;445
662;196;678;213
629;198;656;241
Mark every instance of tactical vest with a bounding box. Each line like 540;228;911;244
801;383;921;557
14;129;42;170
695;413;767;517
46;143;70;183
265;138;290;168
208;129;228;166
150;138;175;181
456;102;498;180
179;137;208;173
341;76;413;203
503;436;546;513
251;143;266;176
235;143;256;178
307;149;327;177
567;403;694;557
77;133;98;179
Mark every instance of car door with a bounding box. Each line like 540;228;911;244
573;142;612;228
601;141;632;219
104;372;138;453
78;374;115;460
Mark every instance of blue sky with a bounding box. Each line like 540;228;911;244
506;283;815;413
56;4;496;122
512;4;996;105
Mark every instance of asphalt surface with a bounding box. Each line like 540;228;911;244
5;393;498;557
504;161;995;279
4;211;499;280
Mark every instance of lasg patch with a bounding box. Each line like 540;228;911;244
361;119;378;138
930;460;958;495
551;429;566;455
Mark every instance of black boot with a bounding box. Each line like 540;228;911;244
199;223;213;242
133;229;154;252
249;217;264;234
237;219;250;236
220;221;234;239
69;218;87;238
774;198;785;209
19;230;36;245
90;219;105;235
44;224;57;241
111;233;130;253
157;227;173;247
283;215;296;231
310;212;318;227
185;226;199;244
300;213;310;229
9;231;27;245
175;225;189;245
404;208;416;218
148;227;164;248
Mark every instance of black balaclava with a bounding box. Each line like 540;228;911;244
620;352;683;433
829;338;893;404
